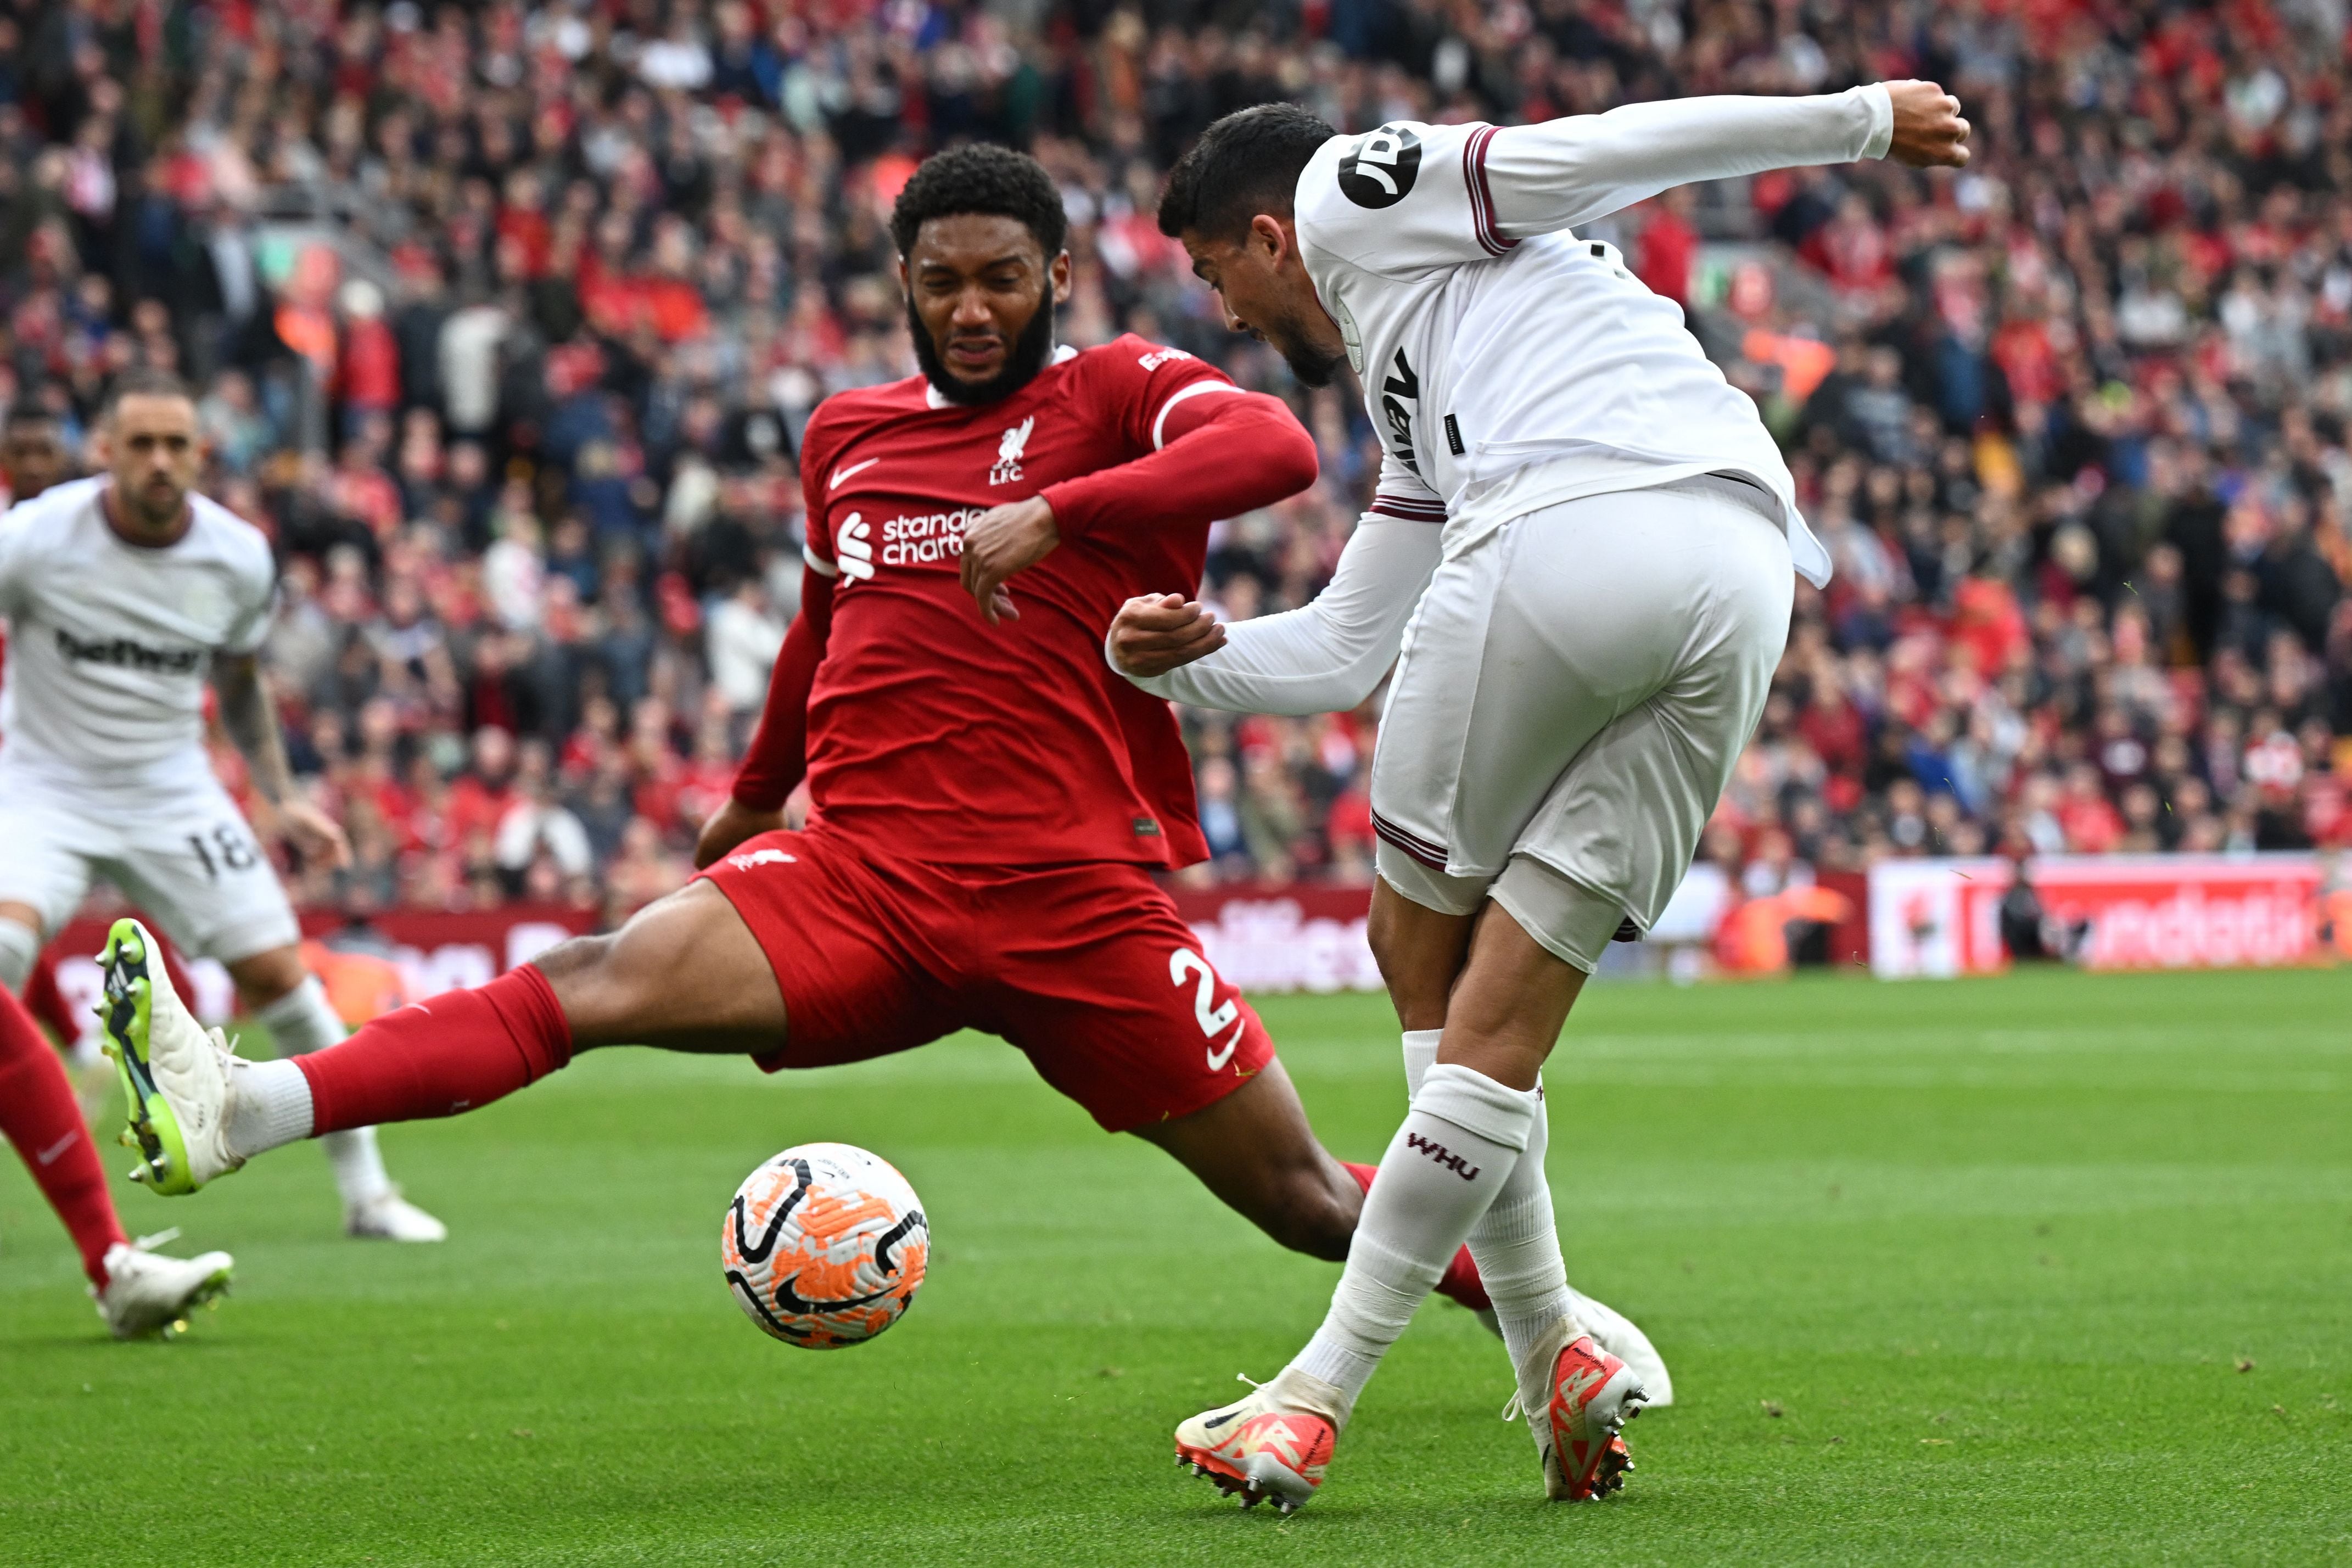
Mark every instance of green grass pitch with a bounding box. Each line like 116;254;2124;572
3;966;2347;1565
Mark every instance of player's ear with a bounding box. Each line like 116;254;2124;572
1049;249;1072;306
1247;213;1290;270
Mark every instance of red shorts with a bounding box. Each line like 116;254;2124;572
697;827;1274;1132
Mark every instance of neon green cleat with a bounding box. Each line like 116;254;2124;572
100;919;244;1196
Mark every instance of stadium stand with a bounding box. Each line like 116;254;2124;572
0;0;2345;927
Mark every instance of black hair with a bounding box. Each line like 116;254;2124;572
1157;103;1335;243
889;143;1067;260
100;367;195;419
3;401;60;430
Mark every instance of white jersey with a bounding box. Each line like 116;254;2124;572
0;476;276;794
1296;87;1894;584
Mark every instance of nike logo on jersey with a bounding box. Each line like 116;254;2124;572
829;458;880;490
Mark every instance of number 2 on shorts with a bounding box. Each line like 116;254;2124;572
1168;949;1244;1070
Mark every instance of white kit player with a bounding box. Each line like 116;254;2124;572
0;371;444;1240
1108;85;1972;1507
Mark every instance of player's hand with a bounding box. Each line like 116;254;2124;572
273;798;352;870
959;495;1058;627
1108;593;1227;678
1883;81;1969;168
695;797;785;870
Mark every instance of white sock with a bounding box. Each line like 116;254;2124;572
0;917;42;990
1401;1028;1441;1097
226;1058;316;1159
1287;1063;1537;1419
256;977;391;1206
1464;1074;1580;1390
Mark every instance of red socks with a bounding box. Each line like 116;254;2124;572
1342;1160;1491;1313
296;965;574;1135
0;986;125;1289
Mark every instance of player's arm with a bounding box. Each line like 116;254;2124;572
212;651;352;869
1107;469;1442;715
695;563;833;867
1480;82;1967;241
959;386;1318;625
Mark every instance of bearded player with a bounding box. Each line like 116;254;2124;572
0;396;241;1338
0;372;444;1245
1095;86;1970;1508
94;147;1662;1382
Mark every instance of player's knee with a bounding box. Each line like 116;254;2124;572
226;944;307;1012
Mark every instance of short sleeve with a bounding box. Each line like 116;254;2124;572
221;552;277;655
796;406;842;576
1294;121;1511;277
1086;337;1247;454
0;504;35;621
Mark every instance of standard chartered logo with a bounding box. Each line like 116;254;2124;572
835;507;986;581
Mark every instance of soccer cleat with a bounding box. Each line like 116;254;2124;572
1506;1320;1648;1502
93;1231;233;1340
1565;1287;1673;1408
1475;1289;1673;1408
1174;1368;1343;1515
99;919;244;1195
346;1190;449;1242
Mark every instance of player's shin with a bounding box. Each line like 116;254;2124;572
1463;1075;1578;1393
1286;1063;1536;1416
292;965;573;1136
0;987;126;1286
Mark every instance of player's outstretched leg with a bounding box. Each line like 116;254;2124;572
103;885;788;1194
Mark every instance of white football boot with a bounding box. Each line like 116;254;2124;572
1507;1319;1648;1501
347;1190;449;1242
93;1231;233;1340
1173;1368;1345;1515
99;919;245;1195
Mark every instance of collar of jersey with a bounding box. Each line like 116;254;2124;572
922;343;1078;410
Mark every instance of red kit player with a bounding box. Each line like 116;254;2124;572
100;147;1657;1369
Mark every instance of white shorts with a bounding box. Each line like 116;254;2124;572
0;772;300;964
1370;475;1794;971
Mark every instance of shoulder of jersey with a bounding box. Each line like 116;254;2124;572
4;474;107;533
188;490;277;575
803;376;931;457
1078;334;1218;380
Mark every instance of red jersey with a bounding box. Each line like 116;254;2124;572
766;335;1315;869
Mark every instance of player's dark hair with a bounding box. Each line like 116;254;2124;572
889;144;1067;260
3;401;60;430
100;367;196;419
1158;103;1335;244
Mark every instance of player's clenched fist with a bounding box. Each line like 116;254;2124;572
1883;80;1969;168
959;494;1059;626
1108;593;1227;679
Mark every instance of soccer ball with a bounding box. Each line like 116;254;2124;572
721;1142;929;1349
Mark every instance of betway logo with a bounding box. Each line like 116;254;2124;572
1404;1132;1480;1181
54;627;203;673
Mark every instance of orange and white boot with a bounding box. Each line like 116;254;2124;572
1508;1320;1648;1501
1173;1367;1343;1514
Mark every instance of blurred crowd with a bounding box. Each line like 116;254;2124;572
0;0;2348;919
